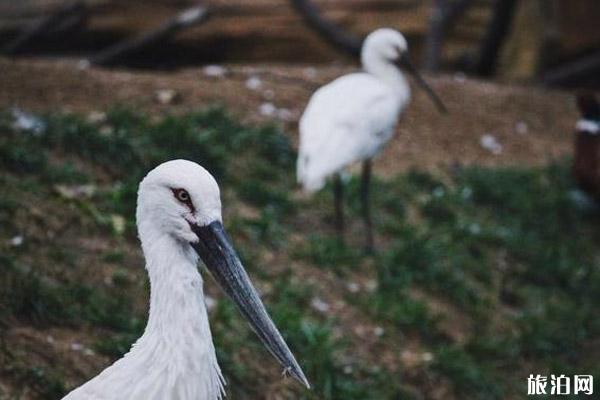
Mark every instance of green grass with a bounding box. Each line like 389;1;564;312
0;363;67;400
343;163;600;398
0;255;142;332
1;106;296;231
211;273;404;400
1;107;599;399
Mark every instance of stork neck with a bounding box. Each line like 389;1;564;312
141;233;207;332
119;231;226;399
362;56;408;91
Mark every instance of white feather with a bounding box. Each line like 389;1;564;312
297;28;412;192
63;160;225;400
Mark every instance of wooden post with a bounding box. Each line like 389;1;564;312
423;0;473;71
475;0;519;76
48;7;88;37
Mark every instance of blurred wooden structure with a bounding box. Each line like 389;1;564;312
498;0;600;86
422;0;473;71
2;1;87;55
0;0;484;65
0;0;427;64
0;0;598;86
89;6;209;66
290;0;362;57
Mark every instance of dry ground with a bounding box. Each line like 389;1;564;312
0;57;579;176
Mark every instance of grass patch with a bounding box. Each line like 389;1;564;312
360;163;600;398
1;107;599;400
0;255;143;332
212;273;404;399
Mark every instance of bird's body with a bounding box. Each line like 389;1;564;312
298;72;409;191
63;160;308;400
297;28;445;251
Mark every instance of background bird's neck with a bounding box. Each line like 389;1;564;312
363;57;409;91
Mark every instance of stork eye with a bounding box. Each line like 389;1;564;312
171;188;194;211
176;189;189;202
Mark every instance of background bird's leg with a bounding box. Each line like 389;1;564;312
333;173;345;242
361;159;374;253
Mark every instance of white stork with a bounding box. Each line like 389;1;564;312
297;28;446;252
63;160;309;399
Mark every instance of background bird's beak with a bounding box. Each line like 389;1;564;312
190;221;310;389
397;54;448;114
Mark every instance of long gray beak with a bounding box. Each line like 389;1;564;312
398;54;447;114
190;221;310;389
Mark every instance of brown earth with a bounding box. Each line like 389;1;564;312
0;57;579;178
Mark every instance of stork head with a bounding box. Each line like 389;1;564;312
137;159;222;244
136;159;310;389
362;28;447;113
361;28;408;65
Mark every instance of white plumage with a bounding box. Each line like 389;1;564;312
298;73;408;191
297;28;445;251
63;160;308;400
297;28;411;192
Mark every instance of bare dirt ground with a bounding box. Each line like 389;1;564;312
0;57;579;178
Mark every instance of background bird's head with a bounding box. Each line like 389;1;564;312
364;28;447;114
362;28;447;113
361;28;408;67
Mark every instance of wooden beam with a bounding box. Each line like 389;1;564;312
3;1;86;55
89;6;209;67
289;0;363;57
423;0;473;71
475;0;519;76
543;50;600;87
216;0;419;16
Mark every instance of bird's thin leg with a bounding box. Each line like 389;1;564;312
361;159;374;253
333;173;345;242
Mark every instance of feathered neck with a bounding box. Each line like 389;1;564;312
143;233;200;329
362;53;409;93
135;231;226;398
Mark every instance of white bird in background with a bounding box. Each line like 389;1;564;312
63;160;309;400
297;28;446;252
